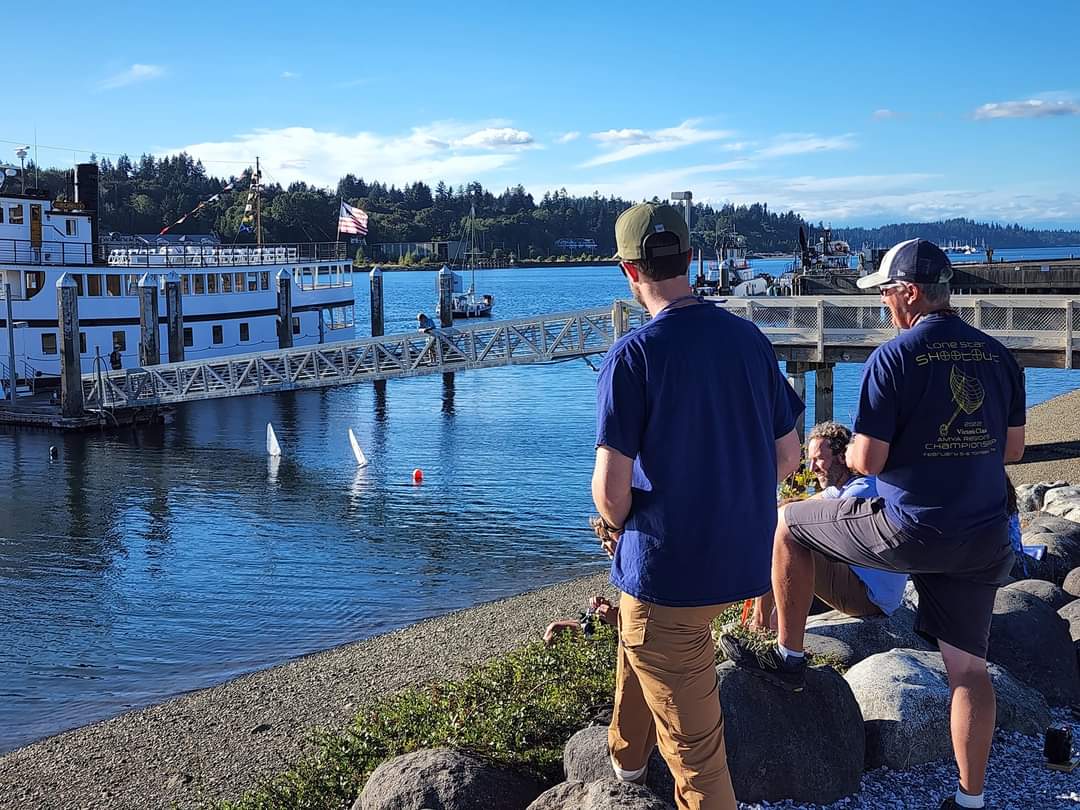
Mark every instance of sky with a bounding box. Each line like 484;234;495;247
5;0;1080;227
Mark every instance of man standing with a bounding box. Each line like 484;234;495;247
593;203;803;810
721;239;1025;810
752;421;907;629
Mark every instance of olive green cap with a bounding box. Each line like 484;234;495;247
613;203;690;261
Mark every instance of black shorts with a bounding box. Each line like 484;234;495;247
783;497;1013;659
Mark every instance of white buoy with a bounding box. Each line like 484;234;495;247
266;423;282;457
348;428;369;468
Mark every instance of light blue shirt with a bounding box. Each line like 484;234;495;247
822;476;908;615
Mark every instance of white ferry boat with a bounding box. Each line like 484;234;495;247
0;164;355;387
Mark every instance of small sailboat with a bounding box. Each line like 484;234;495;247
266;423;282;457
348;428;369;468
450;204;494;318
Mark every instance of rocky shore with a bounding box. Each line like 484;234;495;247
2;388;1079;810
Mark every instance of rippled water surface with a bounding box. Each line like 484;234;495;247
2;258;1079;753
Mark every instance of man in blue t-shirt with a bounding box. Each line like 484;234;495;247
751;421;908;630
721;239;1025;810
594;203;802;810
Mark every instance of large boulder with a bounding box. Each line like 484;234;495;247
1042;486;1080;522
987;589;1080;706
803;633;858;669
1064;568;1080;599
562;726;674;803
1015;481;1068;513
357;748;544;810
527;780;671;810
1025;514;1080;544
1060;600;1080;642
844;649;1050;771
804;606;933;666
717;662;863;804
1019;529;1080;585
1004;579;1073;610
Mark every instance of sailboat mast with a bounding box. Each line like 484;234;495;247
255;156;262;247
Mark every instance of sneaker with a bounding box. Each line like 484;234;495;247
718;635;806;692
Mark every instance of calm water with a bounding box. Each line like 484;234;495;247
2;255;1080;754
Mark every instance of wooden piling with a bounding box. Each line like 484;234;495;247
437;266;453;328
277;269;293;349
56;274;83;417
138;273;160;367
815;363;835;424
369;265;384;337
785;361;807;441
164;271;184;363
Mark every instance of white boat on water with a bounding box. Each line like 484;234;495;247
0;163;356;387
447;204;493;319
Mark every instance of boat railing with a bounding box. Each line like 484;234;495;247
100;241;347;268
0;239;95;266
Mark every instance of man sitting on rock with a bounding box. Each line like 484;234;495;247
752;421;908;629
721;239;1025;810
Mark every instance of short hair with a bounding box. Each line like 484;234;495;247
914;282;951;306
625;232;690;281
807;421;852;457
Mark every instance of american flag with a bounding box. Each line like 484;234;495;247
338;201;369;236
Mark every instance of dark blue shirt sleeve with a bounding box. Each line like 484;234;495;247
853;346;900;443
1006;354;1026;428
774;365;802;438
595;346;645;459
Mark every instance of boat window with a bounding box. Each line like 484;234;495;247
291;316;300;335
105;274;122;296
234;272;244;291
247;273;257;291
112;331;127;351
9;205;23;225
41;333;57;355
66;219;77;236
183;327;193;348
317;265;330;287
207;273;217;294
260;271;269;290
24;271;44;299
212;325;223;345
70;274;84;296
193;275;205;294
220;273;232;293
239;322;249;342
181;275;190;295
79;332;87;354
87;275;102;296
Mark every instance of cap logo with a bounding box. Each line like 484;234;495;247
654;224;665;233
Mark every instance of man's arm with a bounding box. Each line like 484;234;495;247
592;445;634;529
846;433;891;476
1005;426;1025;463
775;429;801;483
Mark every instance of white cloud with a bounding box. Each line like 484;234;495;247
281;71;300;80
974;97;1080;119
872;109;900;120
755;133;857;158
457;127;534;149
162;122;533;189
97;63;165;91
555;131;581;144
582;120;736;167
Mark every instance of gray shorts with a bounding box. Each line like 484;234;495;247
783;497;1013;659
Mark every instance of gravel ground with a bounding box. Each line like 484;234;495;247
1009;388;1080;486
0;572;615;810
745;709;1080;810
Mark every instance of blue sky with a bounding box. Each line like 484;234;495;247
5;0;1080;226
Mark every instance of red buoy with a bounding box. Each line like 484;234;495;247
412;468;424;483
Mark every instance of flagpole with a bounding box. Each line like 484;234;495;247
336;197;341;244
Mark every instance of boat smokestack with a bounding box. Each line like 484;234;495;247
74;163;101;263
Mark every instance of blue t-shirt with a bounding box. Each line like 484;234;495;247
596;302;802;607
823;476;908;614
853;312;1025;539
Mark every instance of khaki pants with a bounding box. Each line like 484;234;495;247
812;550;882;618
608;594;736;810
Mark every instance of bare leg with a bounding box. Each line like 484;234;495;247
773;505;816;654
940;640;996;797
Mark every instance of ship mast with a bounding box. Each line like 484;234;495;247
255;156;262;247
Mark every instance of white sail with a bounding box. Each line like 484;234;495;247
266;423;282;457
348;428;369;467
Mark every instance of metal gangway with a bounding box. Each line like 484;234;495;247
81;295;1079;410
82;305;648;408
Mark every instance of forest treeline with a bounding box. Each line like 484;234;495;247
16;153;1080;258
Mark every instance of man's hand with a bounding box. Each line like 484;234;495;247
590;515;623;559
589;596;618;626
543;620;581;645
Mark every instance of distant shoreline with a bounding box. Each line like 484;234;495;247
353;259;620;272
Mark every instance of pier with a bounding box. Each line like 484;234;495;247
2;294;1078;433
